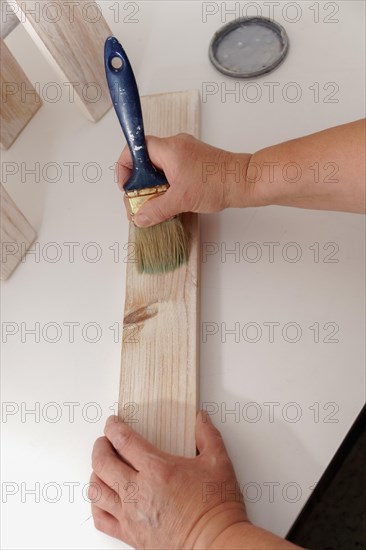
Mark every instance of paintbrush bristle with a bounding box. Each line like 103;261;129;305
134;217;188;274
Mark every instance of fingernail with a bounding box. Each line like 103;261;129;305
134;213;152;227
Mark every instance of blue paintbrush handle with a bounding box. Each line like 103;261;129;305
104;36;167;192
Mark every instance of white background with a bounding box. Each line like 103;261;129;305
1;1;365;548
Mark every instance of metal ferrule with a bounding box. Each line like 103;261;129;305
125;184;169;216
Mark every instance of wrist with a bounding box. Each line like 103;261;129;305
184;502;248;550
208;521;254;550
208;521;302;550
222;152;265;209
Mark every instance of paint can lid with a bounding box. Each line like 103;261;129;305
209;17;289;78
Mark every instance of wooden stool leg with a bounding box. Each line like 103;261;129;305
0;39;42;150
14;0;112;122
1;183;37;280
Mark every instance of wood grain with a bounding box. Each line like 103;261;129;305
14;0;112;122
119;90;200;457
0;39;42;149
0;183;37;280
1;1;20;39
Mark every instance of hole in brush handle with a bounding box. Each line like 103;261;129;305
109;55;123;72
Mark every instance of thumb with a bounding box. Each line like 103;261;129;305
195;410;226;456
134;192;179;227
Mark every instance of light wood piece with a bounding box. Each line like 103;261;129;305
14;0;112;122
119;90;200;457
0;39;42;149
0;183;36;280
1;1;20;39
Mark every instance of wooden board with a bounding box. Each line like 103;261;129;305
14;0;112;122
119;90;200;457
0;39;42;149
0;183;37;280
1;1;20;39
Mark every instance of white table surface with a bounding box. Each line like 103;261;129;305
1;1;365;548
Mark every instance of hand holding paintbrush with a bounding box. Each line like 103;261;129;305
104;36;188;274
117;134;254;226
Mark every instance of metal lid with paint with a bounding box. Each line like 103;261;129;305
209;17;289;78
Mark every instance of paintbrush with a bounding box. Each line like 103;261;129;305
104;36;188;274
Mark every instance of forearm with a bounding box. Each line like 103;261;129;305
230;119;365;213
210;521;302;550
